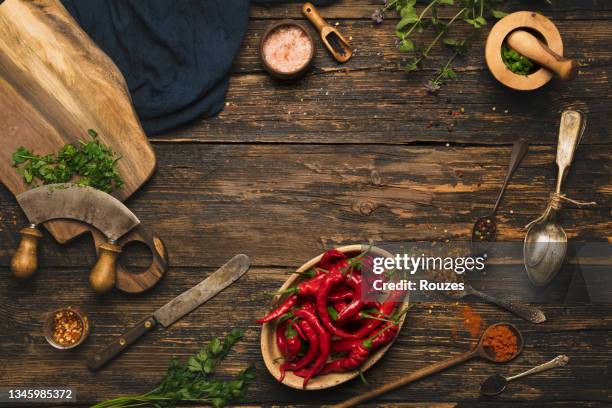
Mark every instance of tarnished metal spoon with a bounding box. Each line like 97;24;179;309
481;355;569;396
444;282;546;323
472;139;529;243
524;110;586;287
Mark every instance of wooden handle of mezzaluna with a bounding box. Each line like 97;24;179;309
331;350;476;408
506;30;575;80
11;226;42;279
302;2;328;31
89;242;121;293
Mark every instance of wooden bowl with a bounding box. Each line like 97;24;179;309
485;11;563;90
259;21;315;80
260;244;409;390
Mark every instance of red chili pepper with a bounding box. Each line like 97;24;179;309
335;273;363;323
277;320;302;361
331;322;399;353
333;301;348;314
293;308;331;388
319;249;347;270
276;320;289;358
319;323;399;375
347;290;401;339
280;272;328;298
328;288;354;302
279;319;318;382
284;320;303;360
316;269;362;340
256;294;299;324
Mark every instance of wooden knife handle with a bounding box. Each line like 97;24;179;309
11;225;42;279
87;316;157;371
89;242;121;293
506;30;575;80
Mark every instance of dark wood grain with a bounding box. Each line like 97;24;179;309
0;0;610;407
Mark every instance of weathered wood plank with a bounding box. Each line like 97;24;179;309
232;19;612;73
0;265;610;405
160;66;610;145
1;144;609;268
250;0;612;20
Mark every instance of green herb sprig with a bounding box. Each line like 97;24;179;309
371;0;520;92
12;129;123;193
501;43;536;75
92;329;255;408
373;0;509;92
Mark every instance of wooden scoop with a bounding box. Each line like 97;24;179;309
302;2;352;63
506;30;575;80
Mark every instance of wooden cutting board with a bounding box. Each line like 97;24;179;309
0;0;165;292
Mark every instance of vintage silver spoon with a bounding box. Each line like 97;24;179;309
444;282;546;323
481;355;569;396
524;110;586;287
472;139;529;243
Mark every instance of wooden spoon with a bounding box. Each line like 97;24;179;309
332;323;524;408
506;30;575;80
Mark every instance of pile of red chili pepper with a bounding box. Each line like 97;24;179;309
256;249;404;388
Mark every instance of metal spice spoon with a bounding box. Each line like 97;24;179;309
444;283;546;323
481;355;569;396
332;323;524;408
472;139;529;242
524;110;586;287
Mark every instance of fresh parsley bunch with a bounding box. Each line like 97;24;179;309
12;129;123;193
92;329;255;408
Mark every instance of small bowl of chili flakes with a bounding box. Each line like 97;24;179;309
43;306;89;349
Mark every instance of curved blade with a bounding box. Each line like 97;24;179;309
153;254;251;327
16;183;139;241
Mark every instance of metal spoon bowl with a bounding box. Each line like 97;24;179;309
481;355;569;396
524;110;586;287
471;139;528;245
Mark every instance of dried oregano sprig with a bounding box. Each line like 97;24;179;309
92;329;255;408
372;0;510;92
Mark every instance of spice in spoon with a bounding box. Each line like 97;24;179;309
482;324;518;361
473;215;497;241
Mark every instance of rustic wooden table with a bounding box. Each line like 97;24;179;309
1;1;610;407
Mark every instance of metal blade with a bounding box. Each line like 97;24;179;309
16;183;139;241
153;254;250;327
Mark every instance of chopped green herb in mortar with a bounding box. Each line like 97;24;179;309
502;43;536;76
12;129;123;193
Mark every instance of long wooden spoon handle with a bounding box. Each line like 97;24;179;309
331;350;476;408
506;30;575;80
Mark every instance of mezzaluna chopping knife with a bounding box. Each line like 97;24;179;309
10;183;168;294
87;254;250;370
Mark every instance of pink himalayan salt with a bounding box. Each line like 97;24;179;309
262;25;312;73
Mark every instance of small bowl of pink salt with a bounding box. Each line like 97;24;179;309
260;21;315;80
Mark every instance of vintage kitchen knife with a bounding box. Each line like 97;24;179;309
11;183;141;293
87;254;250;370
